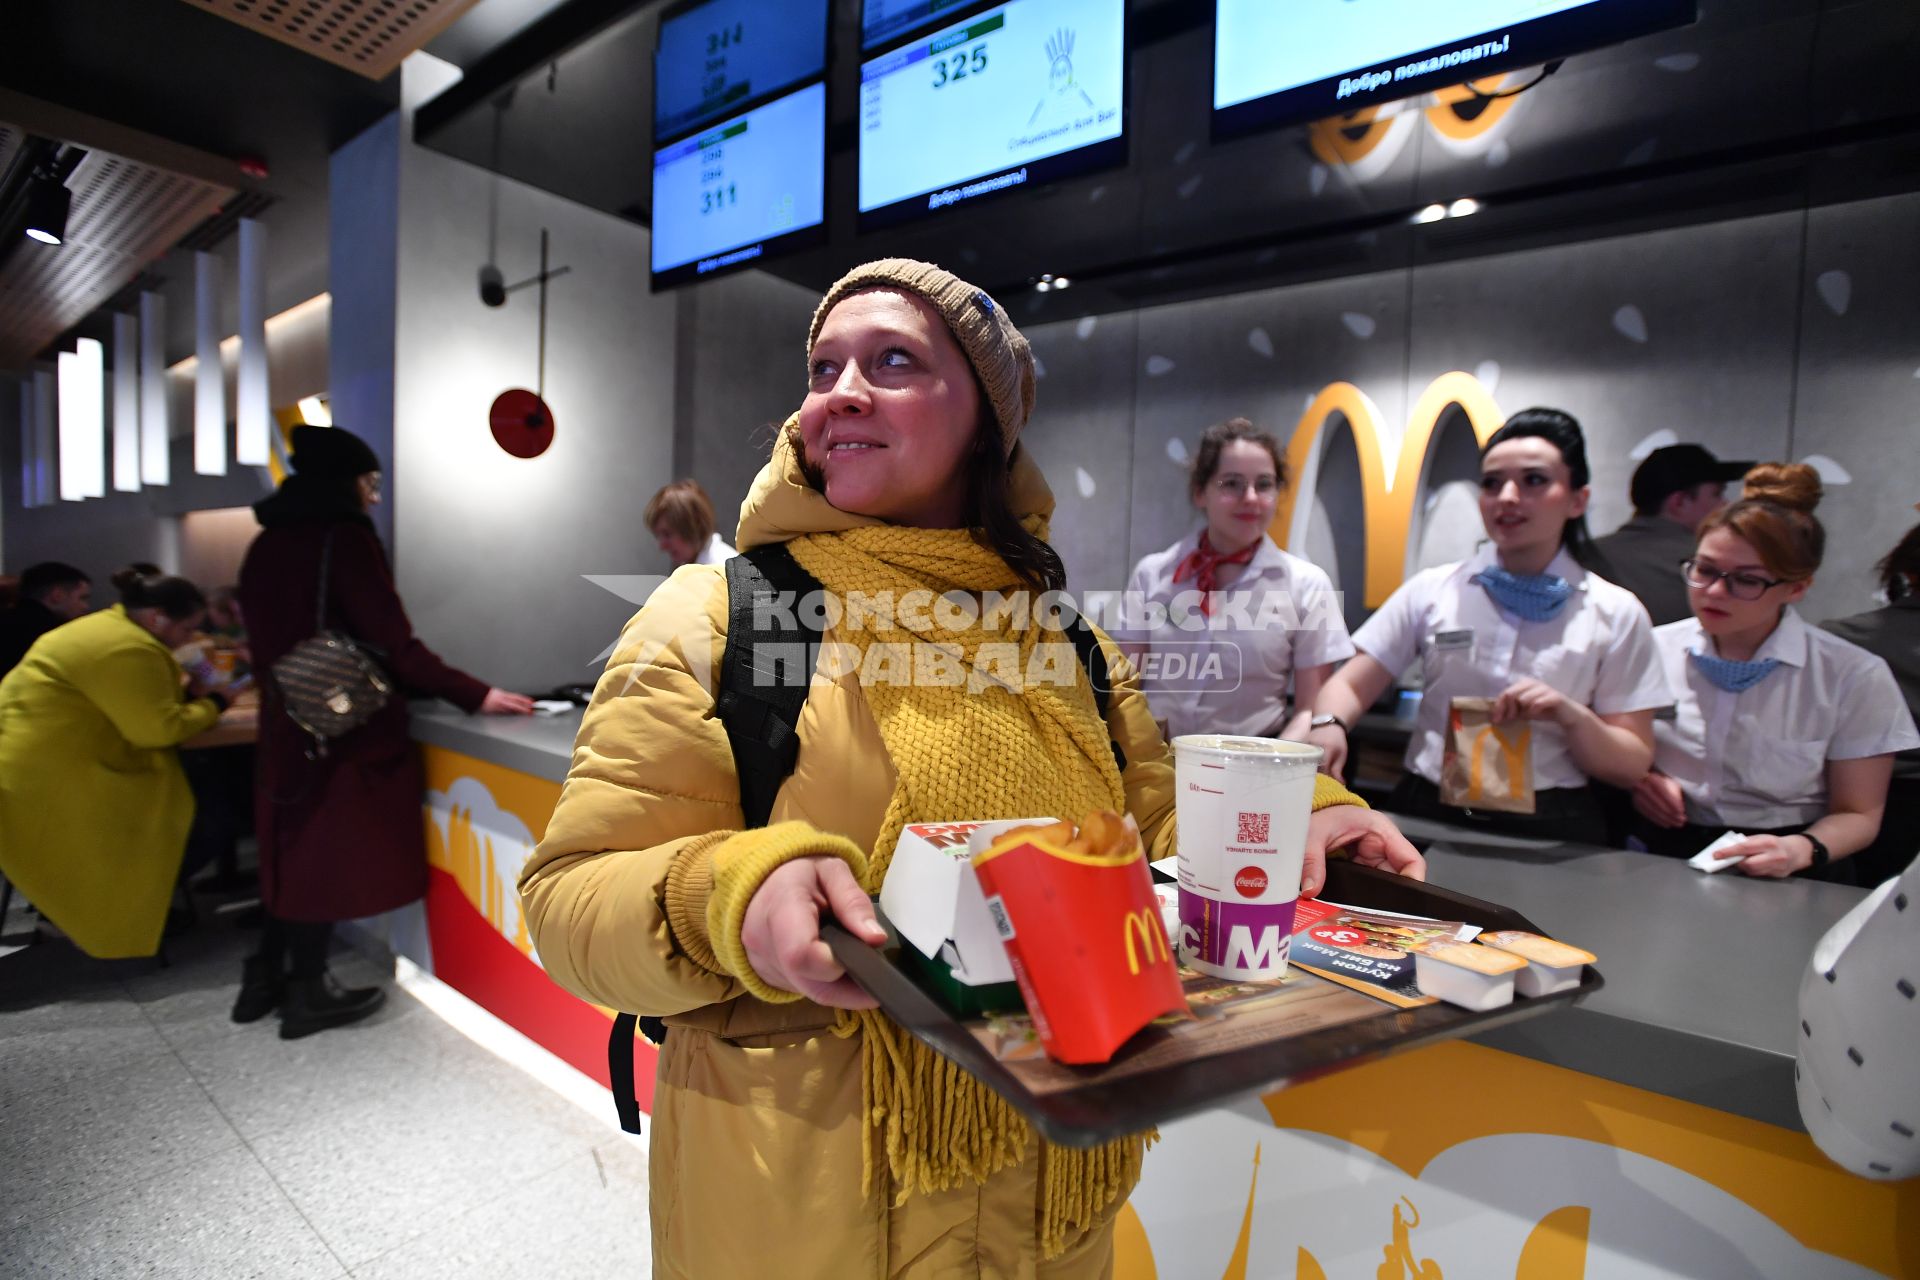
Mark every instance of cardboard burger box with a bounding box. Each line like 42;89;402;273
878;819;1049;1016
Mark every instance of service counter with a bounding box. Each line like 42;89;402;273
407;705;1917;1278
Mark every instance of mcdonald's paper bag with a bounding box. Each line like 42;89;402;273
970;813;1186;1065
1440;697;1536;815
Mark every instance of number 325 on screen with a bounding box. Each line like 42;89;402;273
932;44;988;89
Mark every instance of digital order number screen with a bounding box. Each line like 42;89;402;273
654;0;829;142
650;80;826;286
858;0;1125;226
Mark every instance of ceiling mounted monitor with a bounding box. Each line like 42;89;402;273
650;81;828;288
862;0;990;52
858;0;1126;229
655;0;830;144
1213;0;1696;137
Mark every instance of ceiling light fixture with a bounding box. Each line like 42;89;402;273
1448;197;1481;218
1413;203;1447;225
22;173;71;245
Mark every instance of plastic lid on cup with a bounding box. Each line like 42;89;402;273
1171;735;1324;772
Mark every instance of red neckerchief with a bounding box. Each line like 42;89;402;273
1172;531;1259;617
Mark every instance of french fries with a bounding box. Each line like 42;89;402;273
1001;810;1137;861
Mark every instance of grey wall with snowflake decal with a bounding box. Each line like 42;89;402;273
1013;191;1918;629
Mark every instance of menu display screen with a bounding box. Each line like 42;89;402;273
650;81;827;287
858;0;1125;227
655;0;830;142
1214;0;1694;135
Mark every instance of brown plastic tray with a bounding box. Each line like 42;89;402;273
825;860;1602;1148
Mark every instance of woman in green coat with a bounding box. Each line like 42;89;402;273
0;570;234;958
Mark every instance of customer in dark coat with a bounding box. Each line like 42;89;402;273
0;561;92;677
236;425;532;1038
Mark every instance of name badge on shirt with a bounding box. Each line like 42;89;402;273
1433;629;1474;651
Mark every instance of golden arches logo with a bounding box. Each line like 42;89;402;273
1269;371;1505;608
1308;74;1523;169
1466;722;1528;803
1122;907;1170;976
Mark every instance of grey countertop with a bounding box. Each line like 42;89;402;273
405;707;1860;1129
1388;811;1864;1130
409;701;583;782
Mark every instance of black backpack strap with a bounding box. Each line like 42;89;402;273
718;544;826;830
608;1013;644;1134
1066;614;1126;772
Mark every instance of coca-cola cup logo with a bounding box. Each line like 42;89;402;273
1233;866;1268;898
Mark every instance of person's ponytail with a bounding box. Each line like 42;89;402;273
113;566;207;620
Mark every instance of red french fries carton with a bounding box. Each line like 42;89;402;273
969;813;1186;1065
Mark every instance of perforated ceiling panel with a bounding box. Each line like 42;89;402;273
185;0;486;80
0;148;233;369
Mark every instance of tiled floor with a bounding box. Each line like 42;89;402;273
0;891;653;1278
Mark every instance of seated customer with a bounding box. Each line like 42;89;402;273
1590;444;1750;625
1306;409;1670;841
1817;518;1920;886
646;478;736;567
0;570;229;958
1629;466;1919;882
0;561;92;676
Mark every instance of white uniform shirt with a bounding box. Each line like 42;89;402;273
694;532;737;566
1116;531;1354;739
1652;610;1920;829
1352;544;1671;790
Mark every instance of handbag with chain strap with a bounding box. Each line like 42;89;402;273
269;528;392;755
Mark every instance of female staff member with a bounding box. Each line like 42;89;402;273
1307;409;1670;840
519;260;1424;1278
1630;466;1918;881
1119;418;1353;739
238;426;531;1039
0;570;230;958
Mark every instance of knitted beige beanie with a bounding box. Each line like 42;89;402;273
807;258;1035;455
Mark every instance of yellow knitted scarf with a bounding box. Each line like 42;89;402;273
785;523;1144;1259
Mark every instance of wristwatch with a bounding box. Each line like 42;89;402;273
1800;833;1831;870
1308;713;1349;734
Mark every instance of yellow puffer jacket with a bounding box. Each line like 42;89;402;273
519;432;1364;1279
0;605;221;958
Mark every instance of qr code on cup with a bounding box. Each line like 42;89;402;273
1237;811;1270;844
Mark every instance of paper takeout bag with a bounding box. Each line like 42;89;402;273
970;817;1185;1065
1440;696;1536;814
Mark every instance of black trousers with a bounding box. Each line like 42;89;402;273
259;915;333;979
1629;814;1859;886
1387;773;1606;844
1850;776;1919;888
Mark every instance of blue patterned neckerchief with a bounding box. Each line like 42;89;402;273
1471;565;1574;623
1689;648;1782;693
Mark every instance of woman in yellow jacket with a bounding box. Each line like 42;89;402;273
0;570;232;958
519;260;1424;1279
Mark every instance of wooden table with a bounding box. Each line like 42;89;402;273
183;695;259;750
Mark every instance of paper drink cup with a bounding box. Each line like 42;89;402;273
1171;735;1323;980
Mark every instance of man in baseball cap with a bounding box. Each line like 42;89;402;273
1591;444;1753;624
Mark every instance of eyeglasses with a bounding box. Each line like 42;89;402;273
1679;558;1789;601
1211;476;1279;496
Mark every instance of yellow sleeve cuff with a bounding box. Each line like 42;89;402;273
1311;772;1367;811
706;821;870;1004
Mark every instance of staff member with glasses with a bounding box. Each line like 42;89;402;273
1630;463;1918;881
1118;417;1353;740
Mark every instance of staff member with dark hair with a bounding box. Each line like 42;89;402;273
1821;518;1920;885
1632;469;1919;881
0;560;92;676
1307;408;1671;840
1591;444;1751;624
237;425;532;1038
0;570;229;958
1119;417;1353;739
